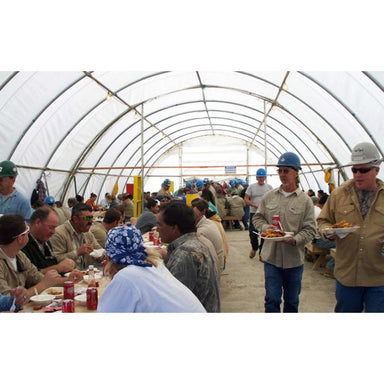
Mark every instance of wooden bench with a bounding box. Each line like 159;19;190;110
305;242;330;271
222;216;243;231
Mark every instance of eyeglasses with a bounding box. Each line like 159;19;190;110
277;169;291;174
13;225;29;239
79;216;93;221
351;166;375;174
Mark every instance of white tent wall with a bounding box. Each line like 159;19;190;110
0;71;383;206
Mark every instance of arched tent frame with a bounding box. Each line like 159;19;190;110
1;71;383;204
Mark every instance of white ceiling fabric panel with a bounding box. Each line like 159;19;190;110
0;72;82;159
141;88;204;118
117;72;199;107
0;71;383;202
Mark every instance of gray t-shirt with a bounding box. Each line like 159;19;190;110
245;182;273;213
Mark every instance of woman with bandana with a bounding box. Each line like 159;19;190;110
97;225;206;313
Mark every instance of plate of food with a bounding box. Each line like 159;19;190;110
42;287;64;299
82;267;100;275
30;294;56;306
258;229;293;242
322;221;359;236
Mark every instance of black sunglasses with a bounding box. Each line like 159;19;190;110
277;168;296;174
351;166;375;174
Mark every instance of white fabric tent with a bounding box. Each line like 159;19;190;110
1;71;383;203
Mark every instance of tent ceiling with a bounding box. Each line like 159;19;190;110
1;71;383;201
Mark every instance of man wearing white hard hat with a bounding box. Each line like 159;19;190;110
0;160;33;221
318;142;384;312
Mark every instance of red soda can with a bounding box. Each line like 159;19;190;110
272;215;281;230
86;287;98;310
62;299;75;313
149;231;154;241
63;281;75;300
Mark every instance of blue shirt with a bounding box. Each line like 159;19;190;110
0;189;33;221
0;293;12;312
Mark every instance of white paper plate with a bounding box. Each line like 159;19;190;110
42;287;64;299
322;226;359;236
260;234;293;242
144;241;159;248
89;249;105;258
75;293;87;306
30;294;56;306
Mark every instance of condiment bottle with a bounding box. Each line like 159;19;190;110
88;264;96;287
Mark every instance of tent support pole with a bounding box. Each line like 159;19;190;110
264;100;268;173
140;103;145;213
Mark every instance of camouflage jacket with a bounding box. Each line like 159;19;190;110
164;232;220;312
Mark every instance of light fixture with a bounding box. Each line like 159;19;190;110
282;82;288;91
106;92;112;100
134;111;139;119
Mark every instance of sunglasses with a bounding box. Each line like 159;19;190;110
13;225;30;239
351;166;375;174
277;169;291;174
79;215;93;221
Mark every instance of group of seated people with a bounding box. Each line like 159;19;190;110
0;196;225;313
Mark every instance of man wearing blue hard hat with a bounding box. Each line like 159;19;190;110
44;195;56;205
244;168;273;259
157;178;173;200
0;160;33;221
253;152;316;313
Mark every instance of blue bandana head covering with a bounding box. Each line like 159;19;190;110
105;226;152;267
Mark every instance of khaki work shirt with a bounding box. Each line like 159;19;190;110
318;179;384;286
253;187;316;268
49;221;102;270
0;250;44;295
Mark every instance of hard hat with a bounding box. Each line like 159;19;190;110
45;195;55;205
185;181;192;189
276;152;302;170
349;142;382;166
162;178;171;187
0;160;18;177
203;177;210;185
256;168;267;177
195;180;204;189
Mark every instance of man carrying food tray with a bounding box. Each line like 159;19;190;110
318;142;384;313
253;152;316;313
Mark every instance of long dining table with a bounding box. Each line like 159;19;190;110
20;234;162;313
20;274;110;313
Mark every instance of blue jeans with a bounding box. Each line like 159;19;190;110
313;238;335;250
249;213;262;251
242;205;250;229
264;262;304;313
325;257;335;270
335;280;384;312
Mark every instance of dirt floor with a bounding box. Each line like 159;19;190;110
220;229;337;313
